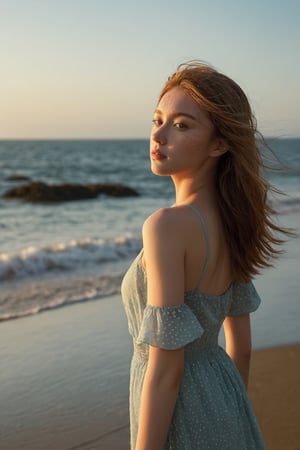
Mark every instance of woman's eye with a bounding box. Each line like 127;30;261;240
174;122;187;129
152;119;162;126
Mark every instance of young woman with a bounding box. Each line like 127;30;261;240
122;62;285;449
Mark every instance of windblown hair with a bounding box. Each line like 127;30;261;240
159;62;289;282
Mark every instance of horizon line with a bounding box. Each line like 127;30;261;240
0;135;299;141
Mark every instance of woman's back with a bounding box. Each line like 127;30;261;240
180;203;233;295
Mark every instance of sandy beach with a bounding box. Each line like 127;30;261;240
0;291;299;450
0;295;132;450
249;344;300;450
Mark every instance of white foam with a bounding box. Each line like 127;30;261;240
0;235;141;281
0;270;124;322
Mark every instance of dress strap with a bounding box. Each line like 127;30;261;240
186;204;210;291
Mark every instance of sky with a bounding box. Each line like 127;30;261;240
0;0;299;139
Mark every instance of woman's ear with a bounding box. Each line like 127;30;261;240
209;139;229;158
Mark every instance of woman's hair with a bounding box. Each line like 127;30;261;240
159;62;289;282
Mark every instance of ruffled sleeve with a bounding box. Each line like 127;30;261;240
228;282;261;316
136;304;203;350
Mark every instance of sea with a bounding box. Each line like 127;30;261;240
0;138;299;323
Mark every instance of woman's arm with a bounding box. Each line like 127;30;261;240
223;314;252;388
135;208;186;450
136;346;184;450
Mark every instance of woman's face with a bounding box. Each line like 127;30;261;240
150;86;220;178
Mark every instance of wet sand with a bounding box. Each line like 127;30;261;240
0;294;299;449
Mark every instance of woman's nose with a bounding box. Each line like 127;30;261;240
152;127;167;145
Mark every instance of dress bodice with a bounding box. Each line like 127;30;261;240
121;249;261;361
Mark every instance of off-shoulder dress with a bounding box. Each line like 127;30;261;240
121;205;266;450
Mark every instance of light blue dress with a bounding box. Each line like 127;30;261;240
121;205;266;449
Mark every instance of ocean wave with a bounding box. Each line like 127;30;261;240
269;192;300;214
0;236;141;281
0;272;123;322
1;192;299;283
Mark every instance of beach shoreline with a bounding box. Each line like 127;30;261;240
1;293;299;449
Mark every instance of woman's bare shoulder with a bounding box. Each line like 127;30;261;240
143;206;189;237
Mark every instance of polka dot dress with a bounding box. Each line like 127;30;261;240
121;250;266;450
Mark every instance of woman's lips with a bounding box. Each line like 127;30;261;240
151;150;167;160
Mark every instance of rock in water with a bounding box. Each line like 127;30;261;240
5;175;31;182
2;181;139;203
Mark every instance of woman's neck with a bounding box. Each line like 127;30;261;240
172;172;217;207
171;156;219;206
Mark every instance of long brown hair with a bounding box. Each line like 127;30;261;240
159;62;290;282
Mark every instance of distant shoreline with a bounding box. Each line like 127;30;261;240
0;136;299;141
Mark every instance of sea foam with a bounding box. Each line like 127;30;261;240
0;235;141;281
